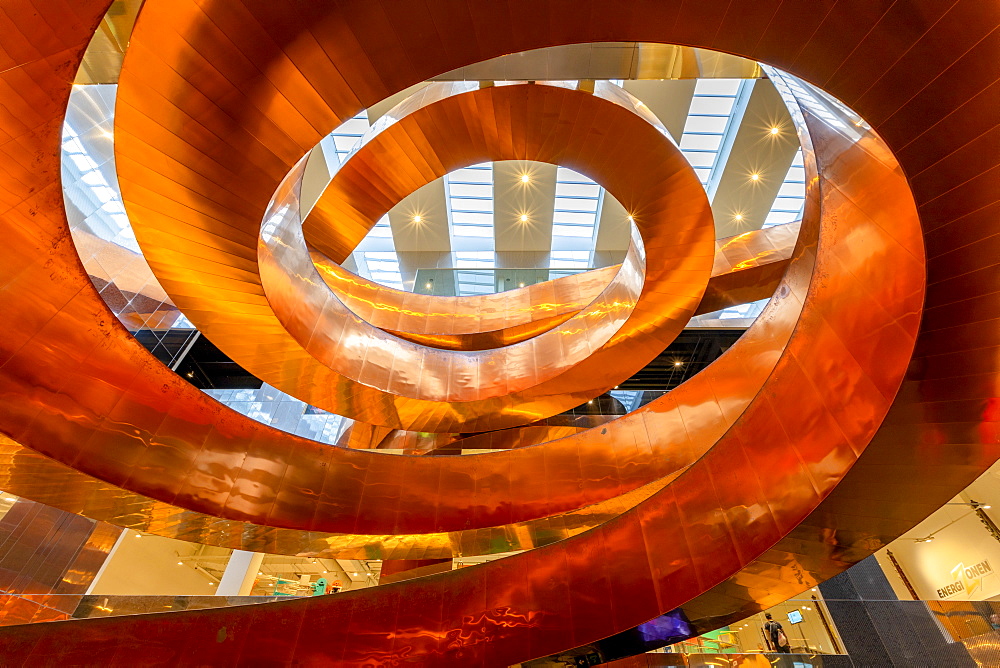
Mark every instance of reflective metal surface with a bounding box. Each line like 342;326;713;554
0;495;120;626
0;0;755;539
431;43;763;82
62;83;186;332
313;255;620;351
312;223;797;354
256;81;713;429
0;434;678;561
0;0;996;665
73;0;142;84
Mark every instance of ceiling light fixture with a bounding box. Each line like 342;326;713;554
769;126;780;135
750;173;761;181
520;174;530;183
734;213;744;222
412;214;422;223
519;214;528;222
674;361;683;367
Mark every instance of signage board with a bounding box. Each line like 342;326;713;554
936;559;994;599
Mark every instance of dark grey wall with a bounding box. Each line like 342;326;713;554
819;556;975;667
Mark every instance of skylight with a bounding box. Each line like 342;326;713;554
447;163;495;247
366;214;394;238
322;111;370;172
678;79;748;187
360;251;403;289
551;167;603;248
454;251;495;268
61;89;138;253
762;149;805;228
550;250;591;270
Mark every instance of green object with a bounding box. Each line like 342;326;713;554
311;577;328;596
273;578;295;596
702;627;737;654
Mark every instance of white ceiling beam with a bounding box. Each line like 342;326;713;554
709;79;799;237
622;79;697;143
493;160;557;253
386;178;451;253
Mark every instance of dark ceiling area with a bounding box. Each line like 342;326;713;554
134;326;744;396
170;334;263;390
616;329;745;391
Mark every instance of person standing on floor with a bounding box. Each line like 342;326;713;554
763;613;791;653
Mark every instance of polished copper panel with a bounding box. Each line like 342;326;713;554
1;0;998;665
0;495;121;626
257;81;713;427
0;0;753;540
696;223;798;316
73;0;142;84
0;435;675;561
334;422;591;454
310;223;797;353
313;253;620;350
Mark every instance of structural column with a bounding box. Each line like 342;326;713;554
215;550;264;596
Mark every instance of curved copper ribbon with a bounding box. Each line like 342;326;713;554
0;435;674;561
312;254;620;351
312;219;796;353
0;0;796;540
0;22;803;549
2;0;997;665
258;81;712;425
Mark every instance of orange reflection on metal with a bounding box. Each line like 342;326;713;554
6;0;995;665
313;253;619;350
0;435;674;561
256;81;713;427
312;223;798;353
0;0;819;557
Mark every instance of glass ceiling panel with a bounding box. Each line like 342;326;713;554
678;79;746;188
447;163;495;247
327;113;369;163
359;250;403;289
455;251;495;268
550;250;591;268
762;148;805;228
550;166;603;260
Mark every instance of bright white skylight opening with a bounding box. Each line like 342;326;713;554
455;251;495;268
551;167;603;254
326;112;369;164
62;116;138;253
367;214;394;238
550;250;591;269
360;251;403;289
678;79;745;186
762;149;805;228
447;163;495;244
